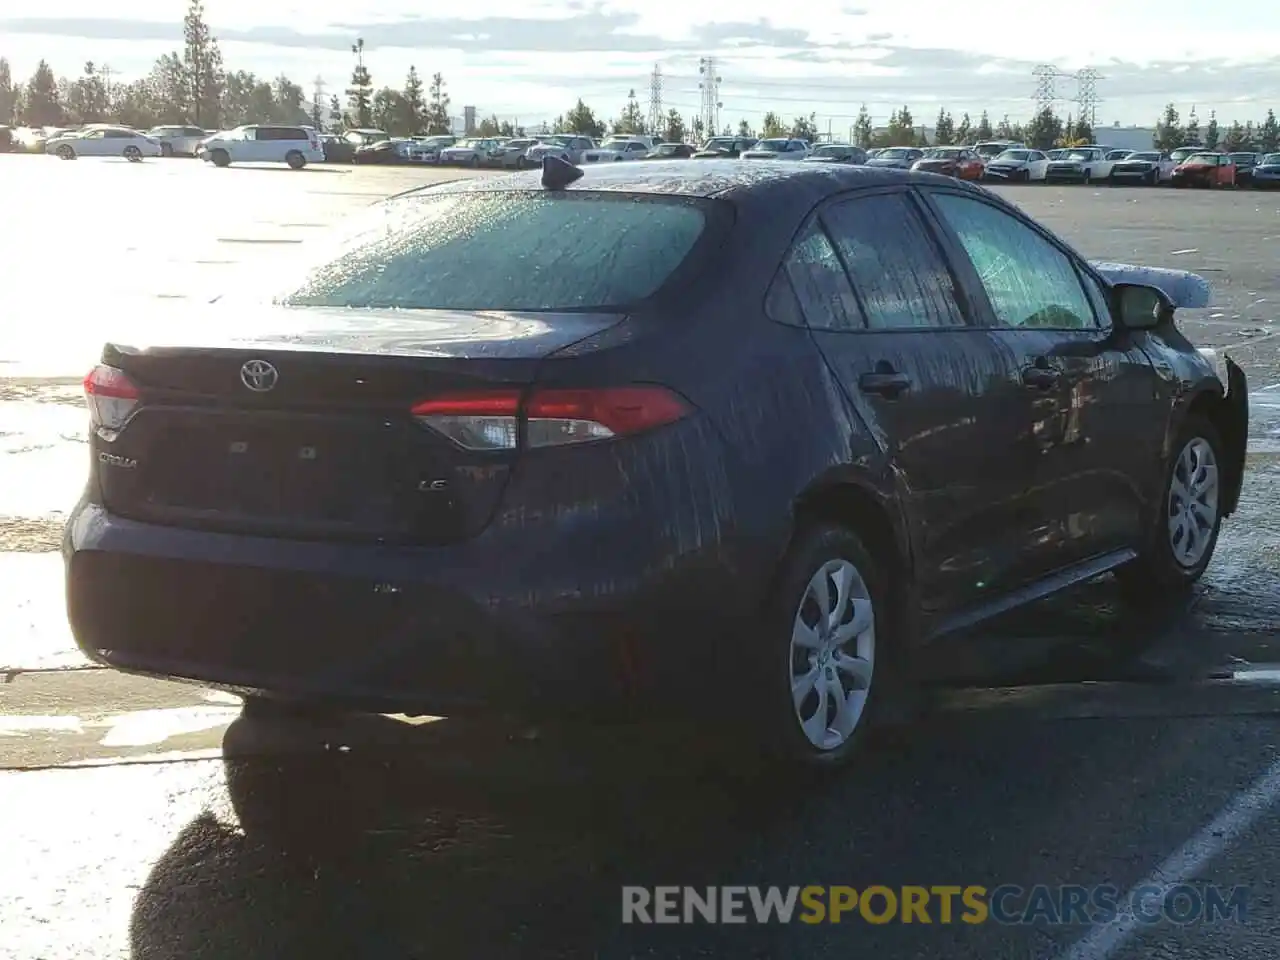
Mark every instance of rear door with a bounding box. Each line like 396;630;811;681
778;188;1037;615
919;187;1165;577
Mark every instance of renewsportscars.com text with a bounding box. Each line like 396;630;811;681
621;884;1248;925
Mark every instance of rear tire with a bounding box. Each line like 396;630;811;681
1117;414;1225;603
211;148;230;168
285;150;306;170
751;523;898;769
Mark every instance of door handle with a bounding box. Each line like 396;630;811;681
1021;366;1060;389
859;371;913;397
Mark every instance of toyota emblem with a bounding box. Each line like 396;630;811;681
240;359;278;392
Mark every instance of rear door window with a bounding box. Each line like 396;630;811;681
821;193;967;329
769;224;863;331
278;191;718;311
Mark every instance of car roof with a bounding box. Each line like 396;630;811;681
412;158;977;201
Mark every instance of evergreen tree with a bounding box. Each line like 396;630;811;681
402;66;426;133
424;72;450;134
852;104;873;147
182;0;224;126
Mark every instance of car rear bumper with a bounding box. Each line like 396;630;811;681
64;498;762;718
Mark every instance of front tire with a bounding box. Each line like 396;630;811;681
56;144;75;160
211;148;231;168
124;145;142;162
755;524;888;768
1117;415;1225;601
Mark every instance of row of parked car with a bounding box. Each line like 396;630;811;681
811;140;1280;188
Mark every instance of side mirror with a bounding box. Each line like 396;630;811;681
1114;283;1174;330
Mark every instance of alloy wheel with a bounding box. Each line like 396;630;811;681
789;558;876;751
1167;437;1220;568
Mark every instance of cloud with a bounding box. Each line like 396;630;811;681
0;12;826;53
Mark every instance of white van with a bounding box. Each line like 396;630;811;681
196;124;325;169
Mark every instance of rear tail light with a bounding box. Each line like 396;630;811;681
411;386;690;451
84;364;141;439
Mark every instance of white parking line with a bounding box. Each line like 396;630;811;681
1056;753;1280;960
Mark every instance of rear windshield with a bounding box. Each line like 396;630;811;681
277;191;714;312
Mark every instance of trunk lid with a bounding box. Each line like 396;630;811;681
97;304;625;544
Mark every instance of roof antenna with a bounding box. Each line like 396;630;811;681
541;155;584;190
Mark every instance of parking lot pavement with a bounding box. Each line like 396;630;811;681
3;167;1280;959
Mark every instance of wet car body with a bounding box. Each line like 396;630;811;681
65;161;1248;735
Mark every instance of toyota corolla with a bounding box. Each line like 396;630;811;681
65;160;1247;766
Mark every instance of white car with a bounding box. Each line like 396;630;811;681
1044;146;1116;184
146;125;208;157
741;138;811;160
982;148;1051;183
583;136;656;162
47;125;162;162
1108;150;1176;186
438;138;503;166
196;124;325;169
526;135;596;166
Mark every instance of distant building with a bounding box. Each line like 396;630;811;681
1096;123;1157;151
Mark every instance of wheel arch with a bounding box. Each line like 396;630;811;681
788;477;918;639
1183;360;1247;516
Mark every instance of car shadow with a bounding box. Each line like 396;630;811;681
127;711;827;958
125;577;1221;959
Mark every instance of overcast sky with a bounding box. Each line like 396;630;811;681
3;1;1280;130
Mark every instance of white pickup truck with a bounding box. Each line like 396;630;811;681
1044;146;1117;184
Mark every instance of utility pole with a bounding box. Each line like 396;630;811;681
352;37;365;70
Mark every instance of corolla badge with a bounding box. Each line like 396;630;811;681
240;359;278;392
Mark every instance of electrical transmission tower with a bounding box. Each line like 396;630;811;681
1032;65;1058;115
1031;64;1103;127
698;58;722;137
647;64;664;134
1075;67;1100;129
312;76;326;126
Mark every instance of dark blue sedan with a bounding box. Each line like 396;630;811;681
1252;153;1280;188
65;159;1247;767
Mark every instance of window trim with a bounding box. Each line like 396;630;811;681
914;185;1114;334
815;185;979;334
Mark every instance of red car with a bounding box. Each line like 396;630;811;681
1171;152;1237;188
911;146;985;180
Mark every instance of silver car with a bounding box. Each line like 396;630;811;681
146;125;208;157
525;135;596;166
495;138;538;168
